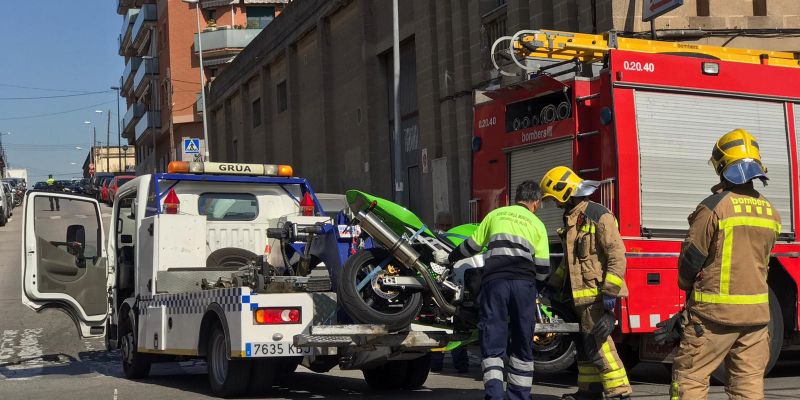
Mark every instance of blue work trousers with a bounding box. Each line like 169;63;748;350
479;279;537;400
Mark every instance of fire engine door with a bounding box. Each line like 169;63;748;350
635;91;793;235
508;138;573;237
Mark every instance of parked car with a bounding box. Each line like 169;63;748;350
33;181;47;191
1;182;13;214
99;178;112;203
0;183;9;225
92;173;115;200
106;175;135;203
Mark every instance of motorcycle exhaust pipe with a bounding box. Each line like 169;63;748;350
355;210;458;316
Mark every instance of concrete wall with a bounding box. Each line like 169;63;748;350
207;0;800;224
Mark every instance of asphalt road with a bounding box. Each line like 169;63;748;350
1;201;800;399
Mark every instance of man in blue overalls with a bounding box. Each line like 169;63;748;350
435;181;550;400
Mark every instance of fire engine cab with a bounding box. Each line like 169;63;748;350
474;29;800;374
21;161;439;397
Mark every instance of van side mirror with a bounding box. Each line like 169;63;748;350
66;224;86;260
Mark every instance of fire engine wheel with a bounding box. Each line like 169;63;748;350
206;248;258;268
362;354;431;391
207;325;251;397
120;316;151;379
711;287;783;383
533;300;578;374
337;248;423;332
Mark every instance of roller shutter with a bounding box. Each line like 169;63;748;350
635;91;792;233
508;138;573;236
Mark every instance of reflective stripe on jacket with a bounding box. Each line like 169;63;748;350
549;200;628;306
678;183;780;326
453;204;550;284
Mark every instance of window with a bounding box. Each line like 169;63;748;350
696;0;710;16
277;81;287;113
252;98;262;128
246;6;275;29
753;0;767;16
198;193;258;221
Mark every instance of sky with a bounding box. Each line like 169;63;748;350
0;1;123;183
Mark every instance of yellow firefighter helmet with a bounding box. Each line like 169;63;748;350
709;129;767;184
539;166;599;203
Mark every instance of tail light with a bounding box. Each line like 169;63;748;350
299;192;314;216
254;307;302;325
163;188;180;214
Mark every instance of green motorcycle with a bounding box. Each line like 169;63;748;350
338;190;578;373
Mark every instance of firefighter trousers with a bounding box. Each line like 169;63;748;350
574;302;632;397
479;279;537;400
671;313;769;400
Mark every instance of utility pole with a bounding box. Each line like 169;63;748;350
92;127;97;170
392;0;403;203
106;109;111;172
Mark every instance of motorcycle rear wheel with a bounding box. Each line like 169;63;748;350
337;248;423;332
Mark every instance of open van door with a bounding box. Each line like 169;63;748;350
21;191;109;338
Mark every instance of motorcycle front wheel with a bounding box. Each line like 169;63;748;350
337;248;423;331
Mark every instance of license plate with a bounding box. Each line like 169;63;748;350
246;342;312;357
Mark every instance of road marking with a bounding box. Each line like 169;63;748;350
48;216;62;220
0;330;17;362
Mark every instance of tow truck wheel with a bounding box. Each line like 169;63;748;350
362;361;409;391
207;325;251;397
401;353;432;389
120;320;151;379
248;359;278;395
711;287;783;383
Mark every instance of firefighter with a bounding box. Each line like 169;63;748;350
670;129;781;399
539;166;631;400
433;180;550;400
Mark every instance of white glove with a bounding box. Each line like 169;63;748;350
433;249;450;265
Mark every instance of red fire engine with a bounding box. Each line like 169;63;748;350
472;29;800;373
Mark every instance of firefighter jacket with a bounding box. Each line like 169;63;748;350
549;200;628;306
678;183;781;326
450;204;550;284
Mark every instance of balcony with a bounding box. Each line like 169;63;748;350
122;103;145;139
201;0;235;7
133;57;159;98
122;57;142;96
135;111;161;141
196;92;204;115
119;8;139;56
117;0;136;15
194;28;262;65
131;4;157;51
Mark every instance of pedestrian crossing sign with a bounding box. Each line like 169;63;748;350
184;138;200;154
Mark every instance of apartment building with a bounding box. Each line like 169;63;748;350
207;0;800;224
116;0;287;174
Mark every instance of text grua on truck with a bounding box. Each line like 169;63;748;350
473;29;800;377
20;161;447;397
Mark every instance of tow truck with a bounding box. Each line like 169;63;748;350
20;161;445;397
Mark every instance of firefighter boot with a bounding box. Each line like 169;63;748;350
560;392;603;400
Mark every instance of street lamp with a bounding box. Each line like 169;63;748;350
182;0;211;161
111;83;122;173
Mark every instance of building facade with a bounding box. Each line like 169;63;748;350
82;146;137;178
206;0;800;224
116;0;288;174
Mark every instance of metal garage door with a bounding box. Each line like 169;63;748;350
635;91;792;233
508;138;573;236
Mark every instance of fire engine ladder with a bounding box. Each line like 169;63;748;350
491;29;800;76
